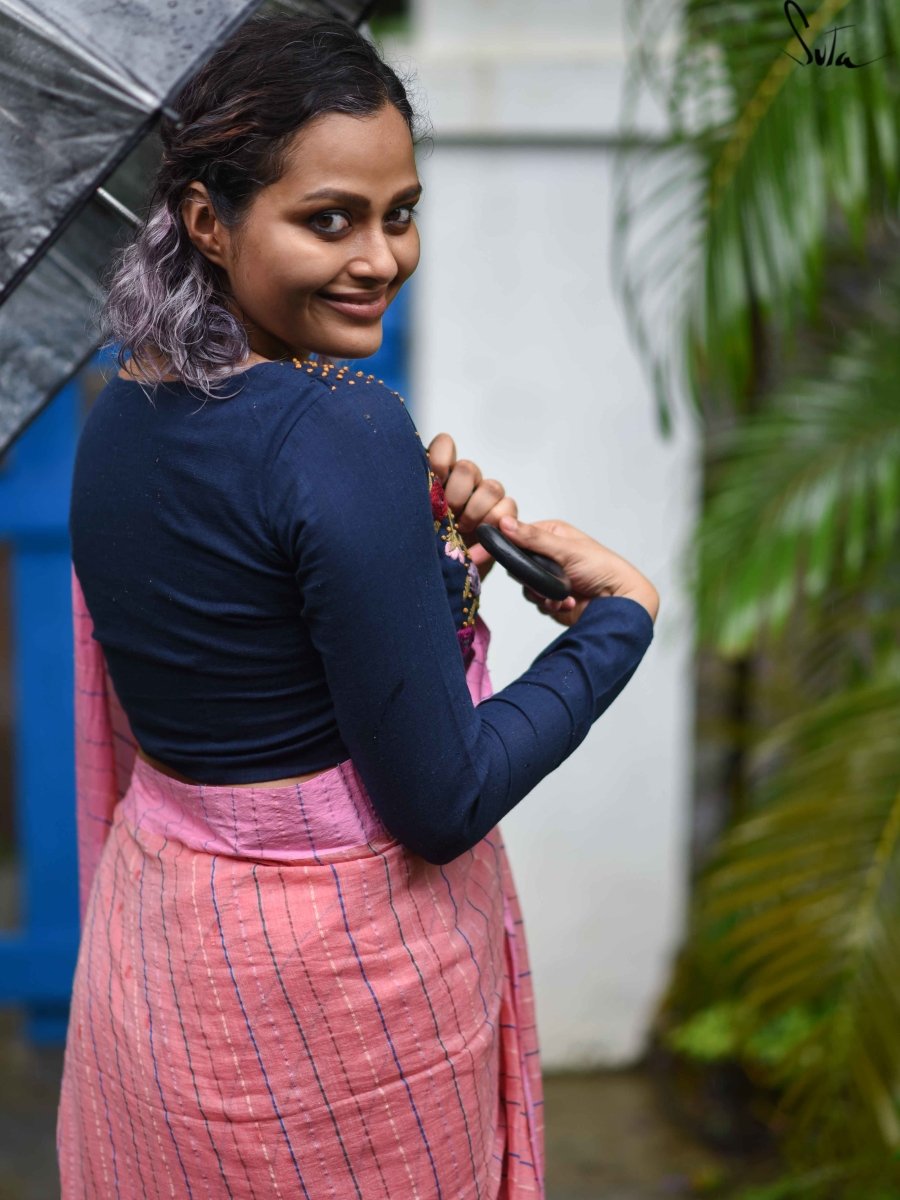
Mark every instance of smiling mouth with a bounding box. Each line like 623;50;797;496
317;291;388;318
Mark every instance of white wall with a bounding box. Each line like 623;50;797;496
381;0;699;1068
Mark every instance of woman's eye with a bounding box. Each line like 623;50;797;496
309;211;351;234
388;204;418;226
309;204;420;234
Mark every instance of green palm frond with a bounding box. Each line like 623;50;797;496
695;672;900;1156
686;275;900;654
619;0;900;1182
613;0;900;432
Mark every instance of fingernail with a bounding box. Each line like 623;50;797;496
500;516;518;532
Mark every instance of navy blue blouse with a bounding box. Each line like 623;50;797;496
69;358;655;864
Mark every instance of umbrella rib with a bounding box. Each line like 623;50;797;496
0;0;162;112
93;187;141;231
0;100;24;128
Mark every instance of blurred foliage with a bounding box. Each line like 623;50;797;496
692;300;900;654
367;15;411;39
736;1164;900;1200
613;0;900;1194
367;0;410;41
665;1001;820;1067
613;0;900;435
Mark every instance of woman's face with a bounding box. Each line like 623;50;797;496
182;101;421;362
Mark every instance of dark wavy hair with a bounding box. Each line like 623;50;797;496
98;10;428;400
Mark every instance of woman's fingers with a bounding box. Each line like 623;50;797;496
426;438;512;534
523;587;577;613
473;490;517;529
442;458;486;522
453;475;513;534
466;496;518;579
426;432;456;484
425;437;519;583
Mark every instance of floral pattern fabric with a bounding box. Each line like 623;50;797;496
427;466;481;666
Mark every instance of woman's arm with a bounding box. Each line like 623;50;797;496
266;377;654;865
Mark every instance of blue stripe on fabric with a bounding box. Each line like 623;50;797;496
209;856;312;1199
439;862;493;1027
177;839;259;1199
137;843;195;1197
159;839;233;1197
402;856;493;1178
251;864;364;1200
380;856;481;1198
329;862;445;1200
106;843;150;1197
275;867;394;1196
113;839;164;1200
85;869;120;1198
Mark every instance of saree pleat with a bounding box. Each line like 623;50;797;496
57;566;545;1198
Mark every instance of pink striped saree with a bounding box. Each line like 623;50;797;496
57;566;546;1198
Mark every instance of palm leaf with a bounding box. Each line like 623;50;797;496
612;0;900;431
694;673;900;1155
685;268;900;655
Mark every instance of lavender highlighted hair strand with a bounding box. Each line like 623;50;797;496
98;201;251;404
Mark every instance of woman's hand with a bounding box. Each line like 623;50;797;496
426;432;518;580
498;515;660;627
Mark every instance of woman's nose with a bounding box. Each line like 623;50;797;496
349;226;400;282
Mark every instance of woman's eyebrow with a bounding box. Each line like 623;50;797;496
300;183;424;207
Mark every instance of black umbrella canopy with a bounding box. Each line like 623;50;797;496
0;0;379;455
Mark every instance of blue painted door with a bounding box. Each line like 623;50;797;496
0;380;81;1045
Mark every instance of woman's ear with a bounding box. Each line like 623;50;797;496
179;181;230;269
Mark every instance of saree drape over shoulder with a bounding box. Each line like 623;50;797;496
57;568;545;1200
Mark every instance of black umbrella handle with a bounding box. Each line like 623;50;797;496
473;524;572;602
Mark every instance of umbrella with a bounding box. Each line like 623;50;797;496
0;0;378;456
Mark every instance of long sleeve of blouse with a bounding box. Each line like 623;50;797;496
266;374;655;866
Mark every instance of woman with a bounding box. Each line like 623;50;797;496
57;11;659;1198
